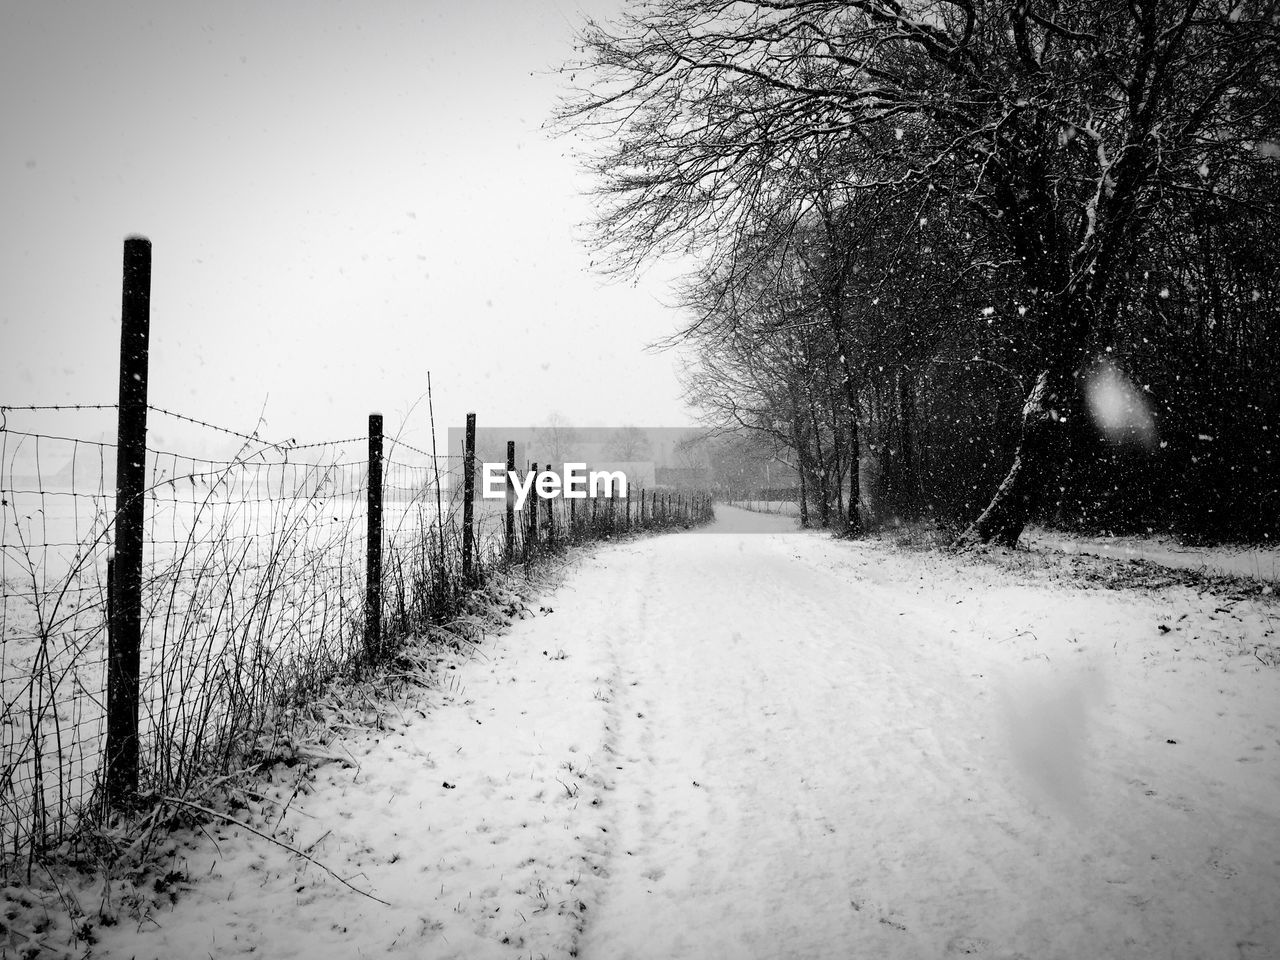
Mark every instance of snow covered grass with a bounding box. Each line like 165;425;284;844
0;460;511;871
727;499;802;517
1025;526;1280;585
728;500;1280;589
8;504;1271;960
0;567;547;959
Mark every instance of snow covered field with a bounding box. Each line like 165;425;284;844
67;505;1280;960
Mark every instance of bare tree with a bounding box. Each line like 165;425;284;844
606;425;654;460
560;0;1280;544
531;412;582;466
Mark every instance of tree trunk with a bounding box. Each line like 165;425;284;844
830;386;845;524
838;355;863;537
897;371;919;518
879;380;895;517
833;433;845;525
808;394;831;527
955;366;1075;547
793;418;810;529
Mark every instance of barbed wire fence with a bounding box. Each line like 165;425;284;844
1;237;713;876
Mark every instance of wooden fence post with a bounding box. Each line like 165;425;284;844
505;440;516;561
105;236;151;809
526;463;538;557
544;466;555;545
365;413;384;662
461;413;476;581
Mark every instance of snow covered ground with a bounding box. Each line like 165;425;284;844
733;500;1280;584
731;498;802;517
72;505;1280;960
1025;526;1280;584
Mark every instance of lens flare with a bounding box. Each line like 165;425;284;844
1084;359;1157;448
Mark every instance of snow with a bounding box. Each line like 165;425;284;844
72;506;1280;959
1025;526;1280;584
730;498;801;517
730;502;1280;584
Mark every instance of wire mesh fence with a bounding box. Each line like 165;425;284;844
2;409;115;867
1;402;712;872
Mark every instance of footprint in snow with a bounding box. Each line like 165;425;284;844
945;936;1030;959
1206;847;1238;879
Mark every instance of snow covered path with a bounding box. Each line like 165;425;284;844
576;509;1280;960
93;506;1280;960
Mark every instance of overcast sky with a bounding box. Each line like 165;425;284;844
1;0;692;457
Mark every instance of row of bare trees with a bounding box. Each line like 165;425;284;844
557;0;1279;543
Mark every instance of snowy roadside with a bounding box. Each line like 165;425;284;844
1024;526;1280;584
63;556;617;960
730;500;1280;585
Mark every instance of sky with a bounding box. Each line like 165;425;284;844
0;0;693;458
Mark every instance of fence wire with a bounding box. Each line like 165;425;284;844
1;405;709;870
1;420;115;865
